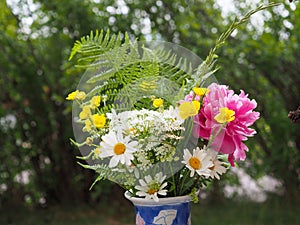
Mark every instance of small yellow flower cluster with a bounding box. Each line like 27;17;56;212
66;90;106;132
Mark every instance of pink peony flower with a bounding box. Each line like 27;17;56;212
193;83;260;166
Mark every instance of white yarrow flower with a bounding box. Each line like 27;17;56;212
135;172;168;202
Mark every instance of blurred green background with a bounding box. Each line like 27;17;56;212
0;0;299;224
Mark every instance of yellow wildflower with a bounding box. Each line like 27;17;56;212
66;90;86;101
76;91;86;100
192;100;200;112
79;106;91;120
90;96;101;108
214;107;235;123
85;137;93;146
83;119;92;132
92;114;106;128
93;147;101;156
153;98;163;108
179;102;198;119
66;90;79;100
193;87;210;96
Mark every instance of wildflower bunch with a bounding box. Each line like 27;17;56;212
65;2;282;202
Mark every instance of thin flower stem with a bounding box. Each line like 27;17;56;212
196;2;281;86
169;161;177;196
192;174;201;191
179;168;190;195
206;123;226;148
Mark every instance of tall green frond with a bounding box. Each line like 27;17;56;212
69;29;195;114
68;29;124;62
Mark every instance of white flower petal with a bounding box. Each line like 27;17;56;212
109;157;119;168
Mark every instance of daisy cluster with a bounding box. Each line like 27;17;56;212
67;82;259;202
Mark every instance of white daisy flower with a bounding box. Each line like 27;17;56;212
100;128;138;168
135;172;168;202
208;159;226;180
206;150;227;180
182;147;213;177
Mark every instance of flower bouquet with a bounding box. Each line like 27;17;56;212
66;2;279;224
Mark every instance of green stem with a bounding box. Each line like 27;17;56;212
196;2;281;86
169;161;177;196
179;168;191;195
207;123;226;148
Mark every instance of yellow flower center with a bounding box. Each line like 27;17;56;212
126;127;137;135
189;157;201;170
153;98;163;108
214;107;235;123
147;188;157;195
114;142;126;155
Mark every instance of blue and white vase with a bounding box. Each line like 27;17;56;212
124;191;192;225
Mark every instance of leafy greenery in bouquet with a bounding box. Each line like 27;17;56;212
66;3;279;202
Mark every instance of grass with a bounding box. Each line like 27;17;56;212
191;197;300;225
1;196;299;225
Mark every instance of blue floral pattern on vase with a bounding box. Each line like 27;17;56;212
134;202;191;225
125;192;193;225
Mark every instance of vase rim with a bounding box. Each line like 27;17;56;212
124;191;193;206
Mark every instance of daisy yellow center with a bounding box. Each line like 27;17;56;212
114;142;126;155
189;157;201;170
147;188;157;195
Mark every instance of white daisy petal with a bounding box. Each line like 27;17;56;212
109;157;119;168
134;173;168;202
182;147;214;177
100;128;137;168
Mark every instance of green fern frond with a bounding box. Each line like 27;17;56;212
68;29;124;61
69;29;197;115
86;68;115;84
